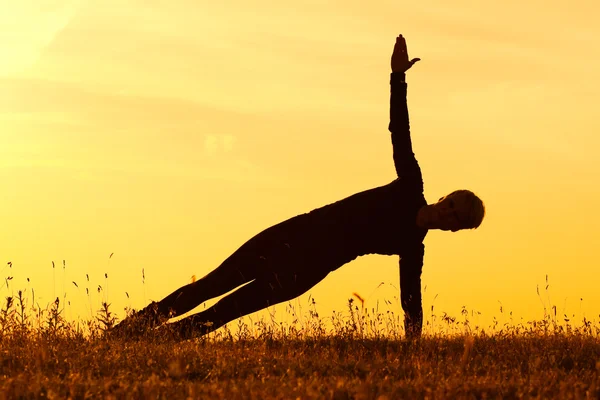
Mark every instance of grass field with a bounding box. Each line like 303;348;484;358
0;291;599;399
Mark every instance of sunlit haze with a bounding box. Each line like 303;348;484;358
2;1;599;329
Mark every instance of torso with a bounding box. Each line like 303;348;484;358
254;179;428;272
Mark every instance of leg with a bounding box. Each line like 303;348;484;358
169;269;330;339
153;255;256;319
151;218;307;321
112;247;263;336
111;216;309;338
154;218;302;320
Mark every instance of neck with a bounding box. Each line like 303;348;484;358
416;205;430;229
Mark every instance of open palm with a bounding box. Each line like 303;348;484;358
391;34;420;73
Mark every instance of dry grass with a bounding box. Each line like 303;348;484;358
0;289;599;399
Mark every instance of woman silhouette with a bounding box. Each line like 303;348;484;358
113;34;485;340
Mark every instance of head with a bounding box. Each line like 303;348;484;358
417;190;485;232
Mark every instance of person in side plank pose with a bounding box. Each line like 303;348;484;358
113;34;485;340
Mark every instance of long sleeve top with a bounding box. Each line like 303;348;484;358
236;73;427;337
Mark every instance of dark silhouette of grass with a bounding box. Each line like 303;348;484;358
0;278;598;399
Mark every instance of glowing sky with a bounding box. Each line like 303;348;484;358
1;1;599;331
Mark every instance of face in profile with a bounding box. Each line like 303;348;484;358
432;193;470;232
420;190;484;232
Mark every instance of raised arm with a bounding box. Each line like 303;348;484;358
389;35;422;188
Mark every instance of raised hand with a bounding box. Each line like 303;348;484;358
391;34;420;73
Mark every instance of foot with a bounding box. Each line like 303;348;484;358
109;302;165;339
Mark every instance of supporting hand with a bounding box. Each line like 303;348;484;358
391;34;420;73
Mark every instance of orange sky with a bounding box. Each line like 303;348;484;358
1;1;599;331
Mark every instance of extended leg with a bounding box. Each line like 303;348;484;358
111;216;310;338
152;219;308;321
152;221;300;320
169;269;330;339
153;257;255;319
112;249;263;336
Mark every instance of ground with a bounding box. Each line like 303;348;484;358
0;297;598;399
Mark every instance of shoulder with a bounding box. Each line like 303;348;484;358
391;176;424;196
